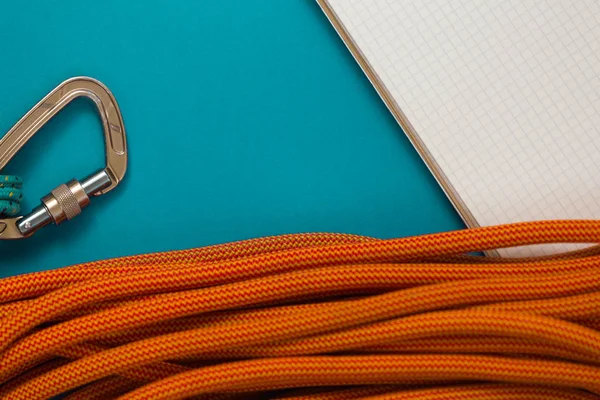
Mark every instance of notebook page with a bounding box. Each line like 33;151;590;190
323;0;600;257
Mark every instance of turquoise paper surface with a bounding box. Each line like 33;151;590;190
0;0;462;277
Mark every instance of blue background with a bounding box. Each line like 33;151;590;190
0;0;463;278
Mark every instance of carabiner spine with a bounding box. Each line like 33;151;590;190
0;77;127;193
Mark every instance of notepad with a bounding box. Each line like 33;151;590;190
318;0;600;257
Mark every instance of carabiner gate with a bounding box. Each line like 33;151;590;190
0;77;127;239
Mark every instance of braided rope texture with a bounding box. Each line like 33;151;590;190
0;175;22;218
0;220;600;399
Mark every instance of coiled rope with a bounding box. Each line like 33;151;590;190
0;220;600;399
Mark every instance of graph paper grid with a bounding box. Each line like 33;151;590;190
322;0;600;257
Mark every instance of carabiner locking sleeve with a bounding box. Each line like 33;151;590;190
0;77;127;239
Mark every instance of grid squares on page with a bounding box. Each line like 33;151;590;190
326;0;600;257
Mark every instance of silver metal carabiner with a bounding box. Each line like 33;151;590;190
0;77;127;239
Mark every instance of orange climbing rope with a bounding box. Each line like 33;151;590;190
1;220;600;399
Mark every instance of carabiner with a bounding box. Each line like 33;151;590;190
0;77;127;240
